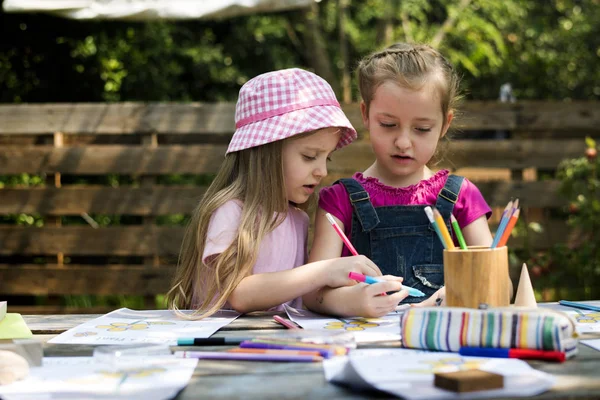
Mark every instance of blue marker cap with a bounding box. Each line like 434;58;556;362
403;286;425;298
177;338;195;346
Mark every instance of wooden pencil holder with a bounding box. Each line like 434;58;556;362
443;246;510;308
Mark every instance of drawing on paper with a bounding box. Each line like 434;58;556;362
96;321;175;332
74;332;97;337
408;356;485;374
575;312;600;324
48;308;240;345
325;318;381;331
284;305;401;343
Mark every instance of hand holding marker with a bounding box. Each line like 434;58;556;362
349;272;425;298
325;213;421;297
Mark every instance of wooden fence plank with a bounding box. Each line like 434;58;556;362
0;181;565;216
0;186;205;215
0;145;227;174
0;221;573;255
0;140;592;174
0;265;174;295
1;102;598;135
0;103;236;135
0;226;184;256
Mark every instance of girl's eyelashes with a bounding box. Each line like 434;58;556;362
326;156;332;162
302;155;317;161
379;122;396;128
416;127;433;132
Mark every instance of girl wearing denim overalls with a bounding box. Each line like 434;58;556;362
304;43;494;318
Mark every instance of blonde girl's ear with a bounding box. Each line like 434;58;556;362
360;101;369;130
440;110;454;138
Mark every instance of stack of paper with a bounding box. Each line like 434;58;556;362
324;348;555;399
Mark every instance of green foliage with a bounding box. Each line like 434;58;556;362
527;137;600;299
1;0;599;103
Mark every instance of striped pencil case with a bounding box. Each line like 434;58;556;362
400;307;579;359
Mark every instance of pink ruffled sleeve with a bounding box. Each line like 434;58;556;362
318;183;353;229
454;179;493;228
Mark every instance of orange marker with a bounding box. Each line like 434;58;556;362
227;348;322;357
497;209;520;247
433;208;455;250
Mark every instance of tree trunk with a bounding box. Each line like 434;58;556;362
300;3;340;95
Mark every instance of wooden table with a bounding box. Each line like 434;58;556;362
24;311;600;400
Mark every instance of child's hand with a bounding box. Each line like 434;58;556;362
322;255;384;288
411;286;446;307
348;278;409;317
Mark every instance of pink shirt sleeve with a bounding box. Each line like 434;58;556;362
318;183;353;230
202;200;242;263
454;178;493;228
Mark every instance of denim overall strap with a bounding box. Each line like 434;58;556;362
434;174;464;221
336;178;380;232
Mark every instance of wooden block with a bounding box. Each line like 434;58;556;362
434;369;504;393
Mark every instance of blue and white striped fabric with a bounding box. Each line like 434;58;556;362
401;307;578;359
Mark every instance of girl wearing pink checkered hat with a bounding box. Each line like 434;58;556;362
304;43;495;317
167;68;388;318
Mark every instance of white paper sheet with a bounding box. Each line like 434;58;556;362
48;308;240;345
284;305;402;343
538;301;600;334
581;338;600;352
0;356;197;400
563;310;600;334
324;348;555;400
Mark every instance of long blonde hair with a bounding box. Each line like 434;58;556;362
166;140;288;319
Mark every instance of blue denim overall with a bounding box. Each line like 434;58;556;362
337;175;464;303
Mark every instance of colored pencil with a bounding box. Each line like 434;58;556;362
174;351;323;362
432;208;455;250
177;337;251;346
558;300;600;312
450;214;467;250
239;341;338;358
273;315;302;330
496;208;520;247
424;206;447;249
491;200;514;248
325;213;358;256
227;348;322;357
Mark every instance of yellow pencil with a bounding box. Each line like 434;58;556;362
433;208;455;250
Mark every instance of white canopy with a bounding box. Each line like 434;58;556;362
2;0;314;20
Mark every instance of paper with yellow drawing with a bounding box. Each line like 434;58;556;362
284;305;401;343
324;348;555;400
0;356;197;400
49;308;240;345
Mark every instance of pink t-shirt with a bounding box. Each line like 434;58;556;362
193;200;308;311
319;170;492;257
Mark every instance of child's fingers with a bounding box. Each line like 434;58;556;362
368;280;403;295
378;274;404;283
360;256;382;276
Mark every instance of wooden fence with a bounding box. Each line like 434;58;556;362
0;101;598;313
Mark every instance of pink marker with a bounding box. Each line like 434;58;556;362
325;213;359;256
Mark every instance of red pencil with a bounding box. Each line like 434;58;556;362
497;209;520;247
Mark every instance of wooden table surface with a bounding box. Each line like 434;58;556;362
23;311;600;400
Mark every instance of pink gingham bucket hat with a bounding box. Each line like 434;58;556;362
226;68;357;154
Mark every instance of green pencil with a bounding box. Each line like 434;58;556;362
450;214;468;250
